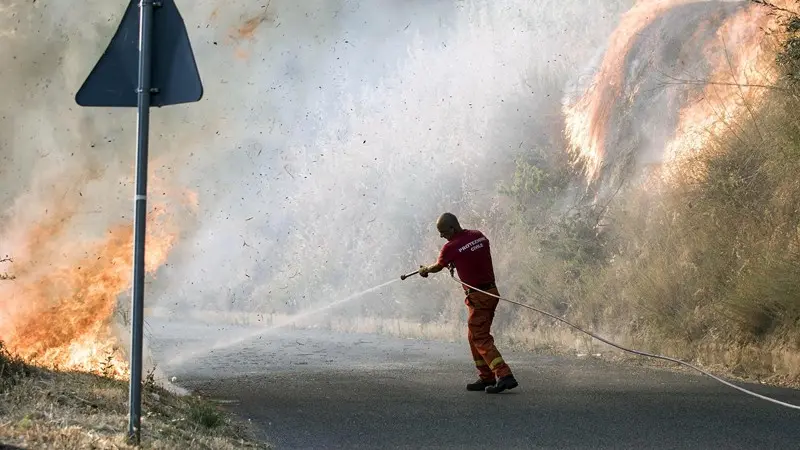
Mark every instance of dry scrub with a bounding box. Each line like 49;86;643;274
0;342;268;449
489;10;800;386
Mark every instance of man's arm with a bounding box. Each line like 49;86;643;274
420;242;451;278
418;262;445;278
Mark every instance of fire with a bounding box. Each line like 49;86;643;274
0;185;184;379
564;0;799;184
660;2;796;184
563;0;699;181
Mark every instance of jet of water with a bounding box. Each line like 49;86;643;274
165;277;402;367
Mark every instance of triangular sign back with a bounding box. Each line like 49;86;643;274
75;0;203;107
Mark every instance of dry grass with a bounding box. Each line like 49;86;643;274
0;344;269;450
481;11;800;387
591;16;800;379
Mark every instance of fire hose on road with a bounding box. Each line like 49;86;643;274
399;269;800;411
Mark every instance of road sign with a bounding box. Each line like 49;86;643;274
76;0;202;107
75;0;203;444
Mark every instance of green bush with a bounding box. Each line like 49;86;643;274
188;401;224;429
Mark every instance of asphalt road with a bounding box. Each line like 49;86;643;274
149;321;800;449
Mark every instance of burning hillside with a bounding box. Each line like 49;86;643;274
563;0;795;190
1;0;797;382
0;199;178;378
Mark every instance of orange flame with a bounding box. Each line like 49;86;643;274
0;186;186;379
660;2;795;183
564;0;798;184
563;0;699;181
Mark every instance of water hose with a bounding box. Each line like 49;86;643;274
400;269;800;410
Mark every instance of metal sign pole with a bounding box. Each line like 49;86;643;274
128;0;154;444
75;0;203;444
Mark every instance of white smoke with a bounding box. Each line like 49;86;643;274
147;0;636;321
1;0;636;360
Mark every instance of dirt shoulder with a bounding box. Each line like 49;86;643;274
0;351;270;450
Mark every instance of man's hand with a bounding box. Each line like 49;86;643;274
419;262;445;278
419;265;429;278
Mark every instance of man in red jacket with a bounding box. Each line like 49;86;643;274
418;212;519;394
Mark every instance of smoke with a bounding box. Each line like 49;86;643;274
142;0;636;324
2;0;645;368
5;0;786;375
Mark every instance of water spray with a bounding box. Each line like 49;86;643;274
166;278;401;367
398;267;800;411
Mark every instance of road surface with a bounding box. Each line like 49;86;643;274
148;321;800;449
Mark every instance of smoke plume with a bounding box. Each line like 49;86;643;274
7;0;783;372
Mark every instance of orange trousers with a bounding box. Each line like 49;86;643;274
466;287;512;381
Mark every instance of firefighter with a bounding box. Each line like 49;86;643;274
418;212;519;394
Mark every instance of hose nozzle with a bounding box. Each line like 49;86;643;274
400;270;419;281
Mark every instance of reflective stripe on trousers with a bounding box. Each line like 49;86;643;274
466;287;512;380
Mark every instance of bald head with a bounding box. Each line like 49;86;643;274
436;212;462;241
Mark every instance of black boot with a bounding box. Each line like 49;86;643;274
466;378;496;391
484;375;518;394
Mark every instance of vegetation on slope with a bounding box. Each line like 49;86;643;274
0;342;268;449
500;10;800;385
